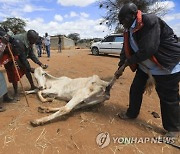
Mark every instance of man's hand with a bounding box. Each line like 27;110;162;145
41;64;48;69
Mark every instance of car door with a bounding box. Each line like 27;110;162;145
111;36;124;54
98;36;114;53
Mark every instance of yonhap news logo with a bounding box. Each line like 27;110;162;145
96;132;111;148
96;132;175;148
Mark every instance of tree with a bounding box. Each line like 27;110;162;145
67;33;80;45
99;0;168;32
0;17;26;34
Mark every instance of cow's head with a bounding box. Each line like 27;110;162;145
34;67;47;90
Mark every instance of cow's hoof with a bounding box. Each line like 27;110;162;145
38;106;50;113
38;106;45;113
30;120;39;127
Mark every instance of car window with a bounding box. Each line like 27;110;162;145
103;36;114;42
114;36;124;42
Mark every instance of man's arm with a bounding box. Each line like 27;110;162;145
28;47;48;69
28;47;41;64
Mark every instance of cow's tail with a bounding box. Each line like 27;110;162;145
140;63;156;95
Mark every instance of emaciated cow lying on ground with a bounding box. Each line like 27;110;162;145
27;67;110;126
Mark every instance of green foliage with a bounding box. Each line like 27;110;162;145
0;17;26;34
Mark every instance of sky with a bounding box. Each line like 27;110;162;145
0;0;179;39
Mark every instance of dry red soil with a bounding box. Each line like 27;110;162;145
0;49;179;154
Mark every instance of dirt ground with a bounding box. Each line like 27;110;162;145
0;49;179;154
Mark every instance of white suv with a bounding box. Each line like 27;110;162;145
91;34;123;56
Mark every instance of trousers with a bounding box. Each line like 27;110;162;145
126;68;180;132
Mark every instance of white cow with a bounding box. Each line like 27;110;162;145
28;67;110;126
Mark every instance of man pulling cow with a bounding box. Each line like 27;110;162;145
114;3;179;138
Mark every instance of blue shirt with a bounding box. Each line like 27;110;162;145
129;20;180;75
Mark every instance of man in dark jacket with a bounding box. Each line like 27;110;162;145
115;3;180;138
3;30;48;99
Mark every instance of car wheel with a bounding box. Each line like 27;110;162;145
91;47;99;56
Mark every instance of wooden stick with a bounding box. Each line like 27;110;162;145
105;63;126;94
7;43;30;107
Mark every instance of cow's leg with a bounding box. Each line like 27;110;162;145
30;89;92;126
30;106;69;126
37;90;55;103
75;94;108;110
25;89;39;95
75;100;101;109
38;97;106;114
37;91;47;102
38;106;61;113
